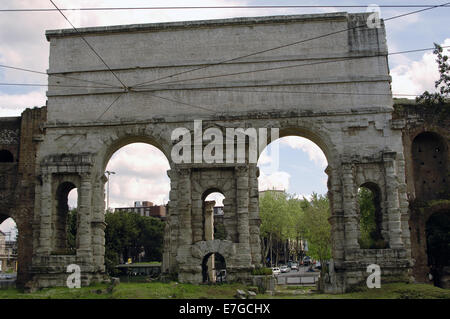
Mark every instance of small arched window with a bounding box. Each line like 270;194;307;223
358;183;388;249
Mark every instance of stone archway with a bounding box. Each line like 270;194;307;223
22;13;415;293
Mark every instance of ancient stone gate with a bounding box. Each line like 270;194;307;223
3;13;416;293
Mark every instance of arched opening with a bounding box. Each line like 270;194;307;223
0;150;14;163
202;190;226;241
103;142;170;275
257;134;330;272
357;183;388;249
67;188;78;253
0;217;18;277
202;252;226;284
426;211;450;288
412;132;449;201
53;182;77;254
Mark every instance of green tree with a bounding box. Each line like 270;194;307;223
66;209;165;275
417;43;450;105
357;187;387;249
259;190;289;265
106;211;164;265
286;195;305;262
302;193;331;268
66;209;77;253
358;187;377;249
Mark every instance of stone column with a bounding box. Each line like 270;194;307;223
37;171;52;255
397;153;411;253
177;168;192;245
383;151;403;249
326;166;345;264
204;201;215;241
204;200;215;282
91;175;107;272
248;165;262;267
77;173;93;258
191;193;203;243
235;165;252;266
342;163;359;250
164;169;178;273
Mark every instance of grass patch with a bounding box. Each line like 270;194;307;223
0;282;449;299
262;283;450;299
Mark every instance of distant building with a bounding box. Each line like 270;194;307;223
115;201;167;220
0;231;17;272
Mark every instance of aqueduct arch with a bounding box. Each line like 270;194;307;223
0;12;415;293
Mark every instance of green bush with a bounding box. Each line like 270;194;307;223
251;267;273;276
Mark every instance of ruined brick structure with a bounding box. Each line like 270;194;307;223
0;13;434;293
0;107;47;287
393;103;450;287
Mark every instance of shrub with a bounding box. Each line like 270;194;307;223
251;267;273;276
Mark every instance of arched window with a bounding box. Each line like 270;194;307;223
203;191;226;241
358;183;387;249
0;217;18;273
103;142;170;269
202;252;226;283
257;135;330;267
53;182;77;253
0;150;14;162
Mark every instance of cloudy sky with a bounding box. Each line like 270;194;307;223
1;0;449;236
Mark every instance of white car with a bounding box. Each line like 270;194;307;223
280;265;290;273
272;267;280;275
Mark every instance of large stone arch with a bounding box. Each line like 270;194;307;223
21;12;416;293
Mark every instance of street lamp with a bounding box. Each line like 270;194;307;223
105;170;115;211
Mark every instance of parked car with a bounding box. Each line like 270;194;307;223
291;262;299;271
303;256;312;266
272;267;280;275
314;261;322;270
280;265;290;273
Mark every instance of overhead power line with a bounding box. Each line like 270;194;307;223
1;4;449;12
0;64;121;88
1;45;447;91
134;46;450;89
0;82;117;89
131;2;449;89
49;0;128;89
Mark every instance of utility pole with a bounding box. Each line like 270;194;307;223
105;170;115;212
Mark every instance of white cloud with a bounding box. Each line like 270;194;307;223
258;170;290;192
390;38;450;97
66;143;171;209
106;143;170;208
0;90;47;116
279;136;327;168
257;149;272;165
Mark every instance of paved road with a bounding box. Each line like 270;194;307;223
276;266;319;276
275;266;320;285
